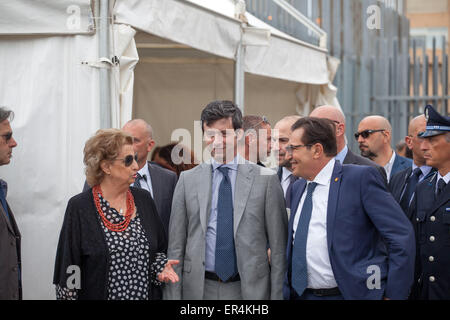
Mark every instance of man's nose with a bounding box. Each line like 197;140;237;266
9;137;17;148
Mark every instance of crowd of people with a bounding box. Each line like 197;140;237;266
0;100;448;300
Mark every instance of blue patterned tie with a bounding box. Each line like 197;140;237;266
215;166;238;281
292;182;318;296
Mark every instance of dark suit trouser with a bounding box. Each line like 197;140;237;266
290;288;344;300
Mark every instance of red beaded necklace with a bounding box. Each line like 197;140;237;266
93;185;135;232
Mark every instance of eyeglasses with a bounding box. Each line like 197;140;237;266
1;132;13;142
354;129;385;140
114;153;138;167
285;144;312;154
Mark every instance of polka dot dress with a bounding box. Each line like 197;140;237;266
56;194;167;300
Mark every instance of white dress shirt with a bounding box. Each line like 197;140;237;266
134;164;154;198
293;158;338;289
384;151;396;183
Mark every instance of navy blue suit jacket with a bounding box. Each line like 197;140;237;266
391;153;412;180
283;161;415;300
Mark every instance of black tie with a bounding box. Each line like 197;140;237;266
436;178;446;198
285;174;298;209
133;173;146;188
399;168;421;211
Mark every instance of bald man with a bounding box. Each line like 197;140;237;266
273;115;301;209
389;115;435;216
310;106;387;185
83;119;177;237
356;115;412;182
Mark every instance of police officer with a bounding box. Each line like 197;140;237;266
410;105;450;300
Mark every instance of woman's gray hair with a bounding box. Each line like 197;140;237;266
0;107;14;122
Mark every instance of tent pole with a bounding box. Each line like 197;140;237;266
99;0;111;128
234;42;245;114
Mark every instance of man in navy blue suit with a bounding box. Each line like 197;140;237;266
357;115;412;182
283;117;415;300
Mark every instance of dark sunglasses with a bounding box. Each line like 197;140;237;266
354;129;385;140
114;153;138;167
1;132;13;142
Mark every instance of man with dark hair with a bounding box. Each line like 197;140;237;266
165;100;287;300
409;105;450;300
283;117;415;300
0;107;21;300
238;115;272;167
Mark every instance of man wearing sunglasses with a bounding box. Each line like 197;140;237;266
283;117;414;300
0;107;21;300
310;105;387;186
356;116;412;182
83;119;177;237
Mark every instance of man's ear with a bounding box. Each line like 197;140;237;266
405;135;413;150
312;143;324;159
147;139;155;153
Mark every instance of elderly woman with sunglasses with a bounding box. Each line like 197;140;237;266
53;129;179;300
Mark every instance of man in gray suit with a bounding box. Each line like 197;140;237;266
0;107;21;300
164;100;287;300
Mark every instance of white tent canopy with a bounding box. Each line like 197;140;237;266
0;0;339;299
114;0;330;86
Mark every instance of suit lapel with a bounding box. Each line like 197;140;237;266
233;164;254;237
197;163;212;234
0;202;16;236
326;161;343;251
147;163;160;204
287;179;307;238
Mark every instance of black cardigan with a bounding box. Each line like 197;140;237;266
53;187;167;300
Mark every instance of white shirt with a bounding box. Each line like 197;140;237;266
384;151;396;183
293;158;338;289
281;167;293;197
134;164;154;198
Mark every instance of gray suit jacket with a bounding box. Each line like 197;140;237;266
163;161;287;300
0;186;21;300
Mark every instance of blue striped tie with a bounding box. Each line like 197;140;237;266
292;182;318;296
215;166;238;281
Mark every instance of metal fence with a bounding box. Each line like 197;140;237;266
247;0;449;151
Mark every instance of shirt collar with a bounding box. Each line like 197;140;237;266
137;163;150;180
437;171;450;184
282;167;293;182
335;145;348;164
310;158;336;186
412;163;432;178
384;150;396;170
211;154;240;171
